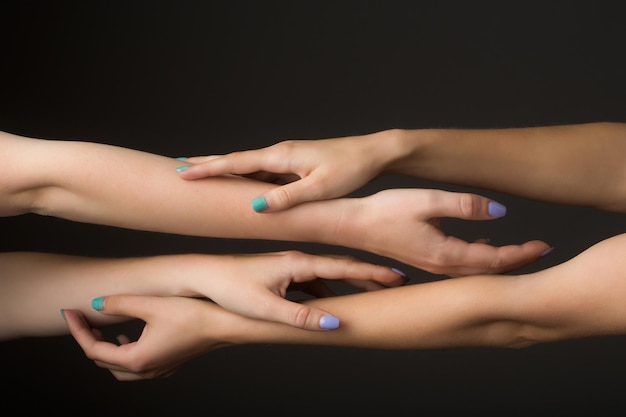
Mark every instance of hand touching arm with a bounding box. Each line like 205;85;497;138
0;130;550;275
0;250;406;340
65;233;626;380
178;122;626;213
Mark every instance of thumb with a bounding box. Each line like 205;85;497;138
253;294;340;330
251;177;321;213
428;191;508;220
91;294;157;321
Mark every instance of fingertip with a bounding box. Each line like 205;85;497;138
540;247;555;257
251;197;269;212
488;201;507;217
319;315;340;330
92;297;105;311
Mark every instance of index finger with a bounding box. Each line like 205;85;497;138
178;148;290;180
432;237;551;276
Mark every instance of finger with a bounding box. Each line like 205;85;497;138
181;155;222;164
66;295;158;366
253;292;341;331
435;238;552;276
178;149;285;179
289;254;409;288
63;309;131;366
251;175;327;213
91;294;159;321
425;190;508;220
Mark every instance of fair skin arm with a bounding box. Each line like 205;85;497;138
0;130;550;276
0;250;407;338
63;232;626;380
178;122;626;213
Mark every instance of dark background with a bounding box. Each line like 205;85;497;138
1;1;626;415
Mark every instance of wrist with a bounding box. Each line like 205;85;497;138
163;253;217;298
382;128;442;176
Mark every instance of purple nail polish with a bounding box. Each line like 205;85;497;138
488;201;507;217
320;315;340;330
391;267;407;277
540;247;554;257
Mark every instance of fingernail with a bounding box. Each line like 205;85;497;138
319;315;340;330
92;297;105;311
175;165;190;172
392;268;410;282
175;157;187;161
60;309;65;319
251;197;268;212
488;201;507;217
540;247;554;257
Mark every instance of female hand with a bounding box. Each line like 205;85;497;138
63;295;242;381
338;188;552;276
178;251;408;331
176;131;395;212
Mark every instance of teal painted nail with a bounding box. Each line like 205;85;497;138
60;309;65;319
92;297;105;311
175;157;188;161
175;165;190;172
251;197;268;212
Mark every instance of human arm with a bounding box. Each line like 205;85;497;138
64;232;626;380
178;122;626;213
0;250;407;339
0;130;550;275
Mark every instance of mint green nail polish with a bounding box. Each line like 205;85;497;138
251;197;268;212
60;309;65;319
175;165;190;172
175;157;188;161
92;297;105;311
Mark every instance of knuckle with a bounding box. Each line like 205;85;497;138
458;194;480;217
273;186;295;207
293;305;313;328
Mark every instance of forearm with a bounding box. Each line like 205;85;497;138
232;234;626;349
0;252;210;340
228;274;527;349
386;122;626;212
1;131;336;242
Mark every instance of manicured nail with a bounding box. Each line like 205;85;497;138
251;197;268;212
392;267;407;277
60;309;65;319
488;201;507;217
92;297;105;311
540;247;554;257
175;157;187;161
175;165;190;172
319;315;340;330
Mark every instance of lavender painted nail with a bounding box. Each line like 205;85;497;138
319;315;340;330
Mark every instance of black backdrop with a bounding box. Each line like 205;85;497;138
2;1;626;415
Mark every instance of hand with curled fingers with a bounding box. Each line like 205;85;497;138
172;251;408;331
62;295;240;381
334;188;552;277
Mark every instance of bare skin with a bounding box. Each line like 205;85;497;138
62;233;626;380
178;122;626;213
